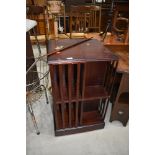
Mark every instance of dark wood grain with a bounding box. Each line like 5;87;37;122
48;38;119;136
48;39;118;64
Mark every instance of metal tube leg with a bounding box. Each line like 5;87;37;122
33;28;42;56
27;101;40;135
41;85;49;104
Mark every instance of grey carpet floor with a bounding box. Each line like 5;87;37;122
26;92;129;155
26;45;129;155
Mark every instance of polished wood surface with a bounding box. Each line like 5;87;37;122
48;38;118;136
47;35;128;72
106;46;129;73
48;38;118;64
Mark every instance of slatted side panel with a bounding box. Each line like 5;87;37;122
50;65;59;129
86;10;101;31
68;64;73;127
75;63;81;127
105;60;118;95
72;13;86;32
101;60;118;120
50;63;84;129
58;65;66;128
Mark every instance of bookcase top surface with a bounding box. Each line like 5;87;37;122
48;38;118;64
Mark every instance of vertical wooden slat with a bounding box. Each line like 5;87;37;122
104;61;110;88
105;61;114;93
102;98;110;120
70;15;73;38
43;8;48;47
80;63;86;125
80;15;82;31
108;61;115;93
87;14;89;29
83;14;85;31
84;14;86;32
90;11;92;27
99;7;101;32
94;11;96;28
102;61;118;120
50;65;59;129
75;63;80;126
81;15;83;31
53;104;59;129
58;65;65;128
50;65;58;102
93;11;95;27
68;64;72;127
109;61;118;95
107;61;115;93
102;61;108;86
63;6;66;33
79;16;80;31
75;16;77;32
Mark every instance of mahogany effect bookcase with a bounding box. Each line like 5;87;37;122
48;38;118;136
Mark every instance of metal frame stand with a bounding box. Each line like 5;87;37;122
102;0;115;41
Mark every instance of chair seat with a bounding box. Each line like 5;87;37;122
26;19;37;32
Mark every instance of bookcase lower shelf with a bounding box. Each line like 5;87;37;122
55;122;105;136
53;101;106;136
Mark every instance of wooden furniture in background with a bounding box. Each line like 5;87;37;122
110;72;129;126
26;0;46;5
26;4;50;47
69;5;101;38
47;0;66;35
111;2;129;44
105;43;129;126
48;39;118;136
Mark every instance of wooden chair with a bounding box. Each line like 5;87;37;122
26;5;49;46
49;60;118;136
112;3;129;43
69;5;101;38
46;0;67;39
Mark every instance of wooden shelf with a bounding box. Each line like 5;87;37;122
55;106;105;136
55;104;103;129
54;85;109;104
82;111;103;126
84;85;109;100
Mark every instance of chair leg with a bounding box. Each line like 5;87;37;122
32;27;42;56
27;102;40;135
41;85;49;104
